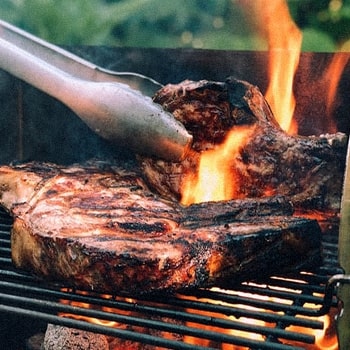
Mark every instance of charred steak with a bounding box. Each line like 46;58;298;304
0;160;321;294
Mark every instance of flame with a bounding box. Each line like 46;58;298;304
258;0;302;134
324;42;350;125
250;0;348;135
181;126;253;205
284;305;338;350
314;310;338;350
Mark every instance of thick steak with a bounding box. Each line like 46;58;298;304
0;160;321;295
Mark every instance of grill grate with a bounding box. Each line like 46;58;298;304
0;208;342;350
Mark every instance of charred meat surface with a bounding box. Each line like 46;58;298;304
139;78;347;210
0;160;321;295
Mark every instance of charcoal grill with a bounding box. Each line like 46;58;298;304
0;48;349;349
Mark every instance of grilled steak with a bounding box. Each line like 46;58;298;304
139;78;347;210
0;160;321;295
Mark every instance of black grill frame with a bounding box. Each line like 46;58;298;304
0;208;342;350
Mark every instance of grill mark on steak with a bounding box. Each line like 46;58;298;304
116;221;172;234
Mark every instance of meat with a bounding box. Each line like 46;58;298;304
139;78;347;210
0;160;321;295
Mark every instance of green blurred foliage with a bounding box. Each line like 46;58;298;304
0;0;155;45
1;0;350;51
289;0;350;51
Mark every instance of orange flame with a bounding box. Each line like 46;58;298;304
260;0;302;134
180;126;253;205
284;305;338;350
59;290;126;328
237;0;302;134
324;43;350;126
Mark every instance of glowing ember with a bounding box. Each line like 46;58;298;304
58;285;338;349
182;284;339;350
181;126;254;205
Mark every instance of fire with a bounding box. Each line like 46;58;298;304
325;54;348;117
284;305;338;350
181;126;254;205
180;0;350;207
182;288;268;348
313;310;338;350
246;0;302;134
324;42;350;125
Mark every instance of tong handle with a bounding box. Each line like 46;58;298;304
0;35;72;102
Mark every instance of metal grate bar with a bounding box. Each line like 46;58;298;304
0;257;12;265
179;288;327;317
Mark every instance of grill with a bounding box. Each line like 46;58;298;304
0;47;348;349
0;206;342;349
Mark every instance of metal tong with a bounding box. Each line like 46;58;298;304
0;20;192;161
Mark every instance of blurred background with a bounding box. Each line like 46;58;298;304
0;0;350;52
